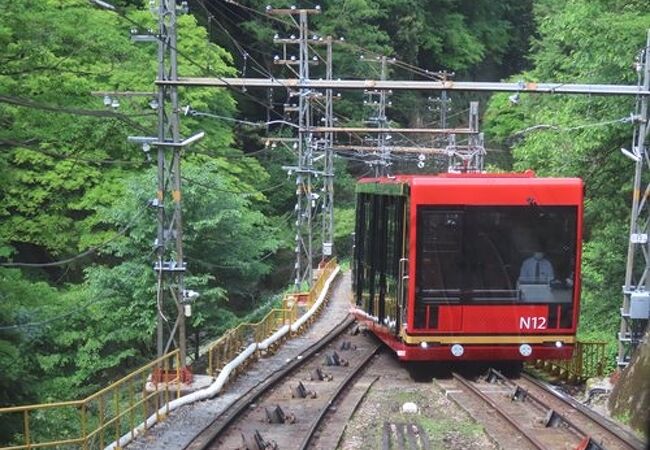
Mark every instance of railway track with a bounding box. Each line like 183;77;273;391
184;317;381;450
439;368;645;450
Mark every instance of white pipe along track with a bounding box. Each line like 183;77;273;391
105;265;340;450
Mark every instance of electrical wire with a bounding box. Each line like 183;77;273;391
0;206;148;268
1;139;147;167
181;175;287;196
512;116;633;137
0;94;156;120
91;1;292;120
214;0;447;81
187;250;274;270
0;246;161;332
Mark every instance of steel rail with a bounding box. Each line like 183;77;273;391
298;345;381;450
520;372;646;450
451;372;548;450
488;369;588;439
156;77;650;96
184;315;355;450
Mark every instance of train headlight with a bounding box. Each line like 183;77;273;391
519;344;532;357
555;341;563;348
420;342;428;349
451;344;464;357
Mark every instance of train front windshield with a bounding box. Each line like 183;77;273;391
416;206;578;304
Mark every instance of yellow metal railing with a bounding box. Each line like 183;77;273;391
534;340;607;383
0;259;339;449
0;351;181;450
207;258;338;376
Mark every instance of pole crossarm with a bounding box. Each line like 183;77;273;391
333;145;449;154
267;7;321;15
157;77;650;96
312;126;476;134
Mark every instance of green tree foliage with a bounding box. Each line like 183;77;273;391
484;0;650;350
0;1;284;430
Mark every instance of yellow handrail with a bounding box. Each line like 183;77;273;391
0;258;339;450
534;340;607;383
0;350;180;450
207;257;338;375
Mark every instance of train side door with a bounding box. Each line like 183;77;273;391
396;196;408;334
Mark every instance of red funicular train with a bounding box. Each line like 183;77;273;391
352;172;583;361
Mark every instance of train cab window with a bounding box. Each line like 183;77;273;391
416;206;578;306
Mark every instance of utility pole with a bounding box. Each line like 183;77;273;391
129;0;203;382
362;56;391;175
321;36;335;259
619;31;650;367
271;7;321;288
91;0;202;383
155;0;187;380
446;102;485;173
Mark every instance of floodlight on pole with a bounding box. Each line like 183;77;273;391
621;147;641;162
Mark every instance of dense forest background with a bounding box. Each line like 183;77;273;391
1;0;649;441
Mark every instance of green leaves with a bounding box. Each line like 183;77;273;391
484;0;650;342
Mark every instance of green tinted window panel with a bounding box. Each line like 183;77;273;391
356;182;408;196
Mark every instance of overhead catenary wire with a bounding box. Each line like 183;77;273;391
512;116;634;136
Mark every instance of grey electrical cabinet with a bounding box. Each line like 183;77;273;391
630;291;650;319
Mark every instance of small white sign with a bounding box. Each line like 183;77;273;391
630;233;648;244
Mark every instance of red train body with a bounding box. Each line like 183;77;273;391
351;172;583;361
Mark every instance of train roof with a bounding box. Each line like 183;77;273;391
357;172;583;187
356;172;584;204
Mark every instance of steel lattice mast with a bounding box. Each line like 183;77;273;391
619;32;650;367
270;8;321;287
